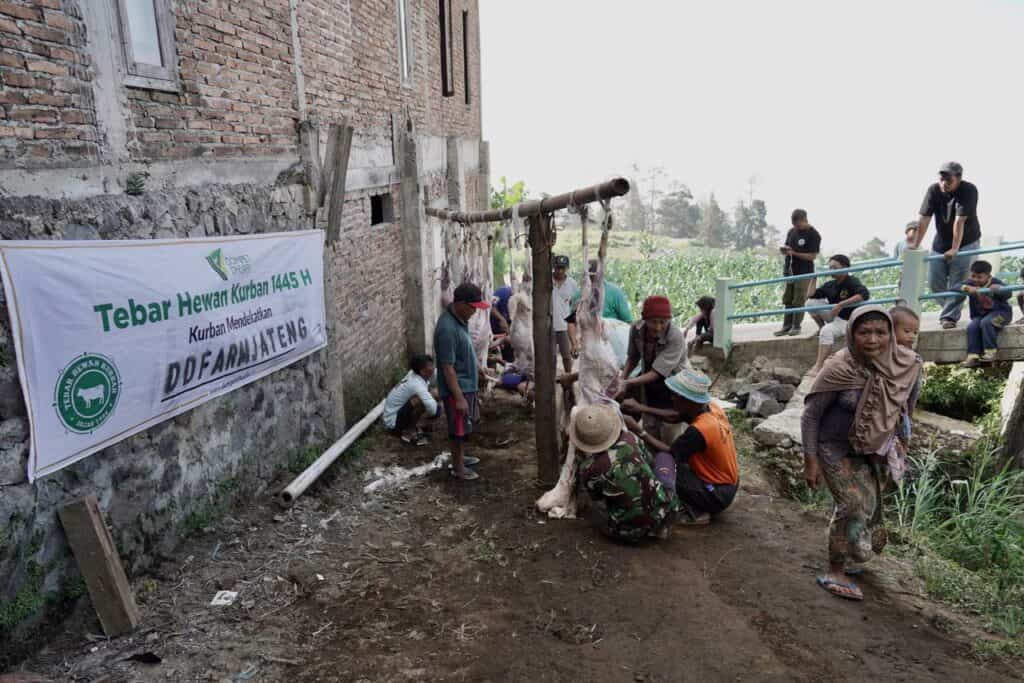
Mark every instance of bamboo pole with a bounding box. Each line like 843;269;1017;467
424;177;630;224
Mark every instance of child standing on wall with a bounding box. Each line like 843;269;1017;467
683;296;715;351
958;260;1014;368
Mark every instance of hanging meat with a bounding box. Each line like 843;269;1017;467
537;205;621;518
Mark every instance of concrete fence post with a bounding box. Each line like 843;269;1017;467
983;233;1003;275
713;277;734;354
900;248;926;315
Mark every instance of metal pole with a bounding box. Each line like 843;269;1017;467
425;177;630;224
529;212;559;486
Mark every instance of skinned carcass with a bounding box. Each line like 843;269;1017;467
537;205;621;518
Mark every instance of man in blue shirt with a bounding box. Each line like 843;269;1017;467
435;283;489;480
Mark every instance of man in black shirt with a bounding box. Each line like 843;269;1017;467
910;161;982;329
774;208;822;337
806;254;870;372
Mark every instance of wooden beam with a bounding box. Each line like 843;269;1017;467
58;496;139;637
298;120;321;215
530;212;559;485
325;123;354;244
317;123;342;209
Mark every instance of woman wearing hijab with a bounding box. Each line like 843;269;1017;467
800;306;923;601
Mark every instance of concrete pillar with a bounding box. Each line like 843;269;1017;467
714;277;734;353
900;248;927;315
982;233;1002;275
397;111;428;356
1000;361;1024;467
478;139;490;212
446;136;462;210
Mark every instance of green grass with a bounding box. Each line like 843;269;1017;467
889;444;1024;645
182;477;239;537
918;364;1008;423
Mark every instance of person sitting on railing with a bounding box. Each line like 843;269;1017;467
806;254;871;374
774;208;821;337
908;161;982;330
958;260;1013;368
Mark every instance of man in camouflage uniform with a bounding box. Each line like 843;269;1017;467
572;405;680;542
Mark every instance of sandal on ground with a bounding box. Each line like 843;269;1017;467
817;575;864;601
676;511;711;526
449;467;479;481
844;565;865;577
448;455;480;467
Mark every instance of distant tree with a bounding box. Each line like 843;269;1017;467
732;198;770;250
851;236;889;261
698;194;733;248
657;186;702;238
623;177;647;232
490;177;529;282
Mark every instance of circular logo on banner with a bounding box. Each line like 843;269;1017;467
53;353;121;434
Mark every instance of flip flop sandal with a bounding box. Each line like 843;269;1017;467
449;468;479;481
412;432;429;446
844;566;864;577
816;576;864;601
448;455;480;467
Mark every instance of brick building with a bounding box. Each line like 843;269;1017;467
0;0;486;643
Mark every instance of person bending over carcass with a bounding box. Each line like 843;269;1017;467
618;296;688;441
572;403;679;542
381;354;441;446
623;369;739;526
434;283;489;481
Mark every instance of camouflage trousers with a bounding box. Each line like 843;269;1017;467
580;436;681;542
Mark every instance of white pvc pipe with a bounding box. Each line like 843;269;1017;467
280;399;386;504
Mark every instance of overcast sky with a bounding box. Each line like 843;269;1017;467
479;0;1024;253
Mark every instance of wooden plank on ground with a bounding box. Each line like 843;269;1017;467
58;495;139;637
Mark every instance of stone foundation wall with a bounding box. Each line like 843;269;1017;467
0;183;336;643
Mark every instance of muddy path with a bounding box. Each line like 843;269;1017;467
14;393;1021;682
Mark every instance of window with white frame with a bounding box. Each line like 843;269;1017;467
116;0;178;91
397;0;412;82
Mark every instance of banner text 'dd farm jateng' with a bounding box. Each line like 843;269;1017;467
0;230;327;481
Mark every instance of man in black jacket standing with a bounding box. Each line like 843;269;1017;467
909;161;982;329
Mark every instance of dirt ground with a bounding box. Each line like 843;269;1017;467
9;392;1023;682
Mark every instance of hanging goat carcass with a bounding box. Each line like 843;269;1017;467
537;204;621;518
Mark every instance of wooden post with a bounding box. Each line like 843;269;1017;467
530;212;559;485
324;123;354;244
397;111;428;355
58;496;139;637
298;120;321;215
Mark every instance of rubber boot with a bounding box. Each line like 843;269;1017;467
788;311;805;336
773;312;793;336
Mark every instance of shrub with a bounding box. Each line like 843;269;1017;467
918;364;1007;422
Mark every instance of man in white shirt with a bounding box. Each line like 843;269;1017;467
382;354;440;446
552;255;579;372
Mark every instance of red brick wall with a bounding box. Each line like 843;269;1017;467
0;0;98;166
0;0;482;167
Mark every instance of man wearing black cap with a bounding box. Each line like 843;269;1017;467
552;255;578;372
910;161;982;329
434;283;490;480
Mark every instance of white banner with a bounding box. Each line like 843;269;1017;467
0;230;327;481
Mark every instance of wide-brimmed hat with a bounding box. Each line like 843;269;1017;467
568;404;621;454
665;368;712;404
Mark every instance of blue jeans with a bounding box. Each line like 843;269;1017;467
967;311;1009;355
928;240;979;323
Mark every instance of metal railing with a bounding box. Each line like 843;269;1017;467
713;237;1024;352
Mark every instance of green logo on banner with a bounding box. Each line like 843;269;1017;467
53;353;121;434
206;248;230;281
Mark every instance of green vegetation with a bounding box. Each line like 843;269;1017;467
918;364;1007;423
182;477;239;537
891;446;1024;645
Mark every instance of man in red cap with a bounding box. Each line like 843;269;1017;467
618;295;688;440
434;282;490;480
